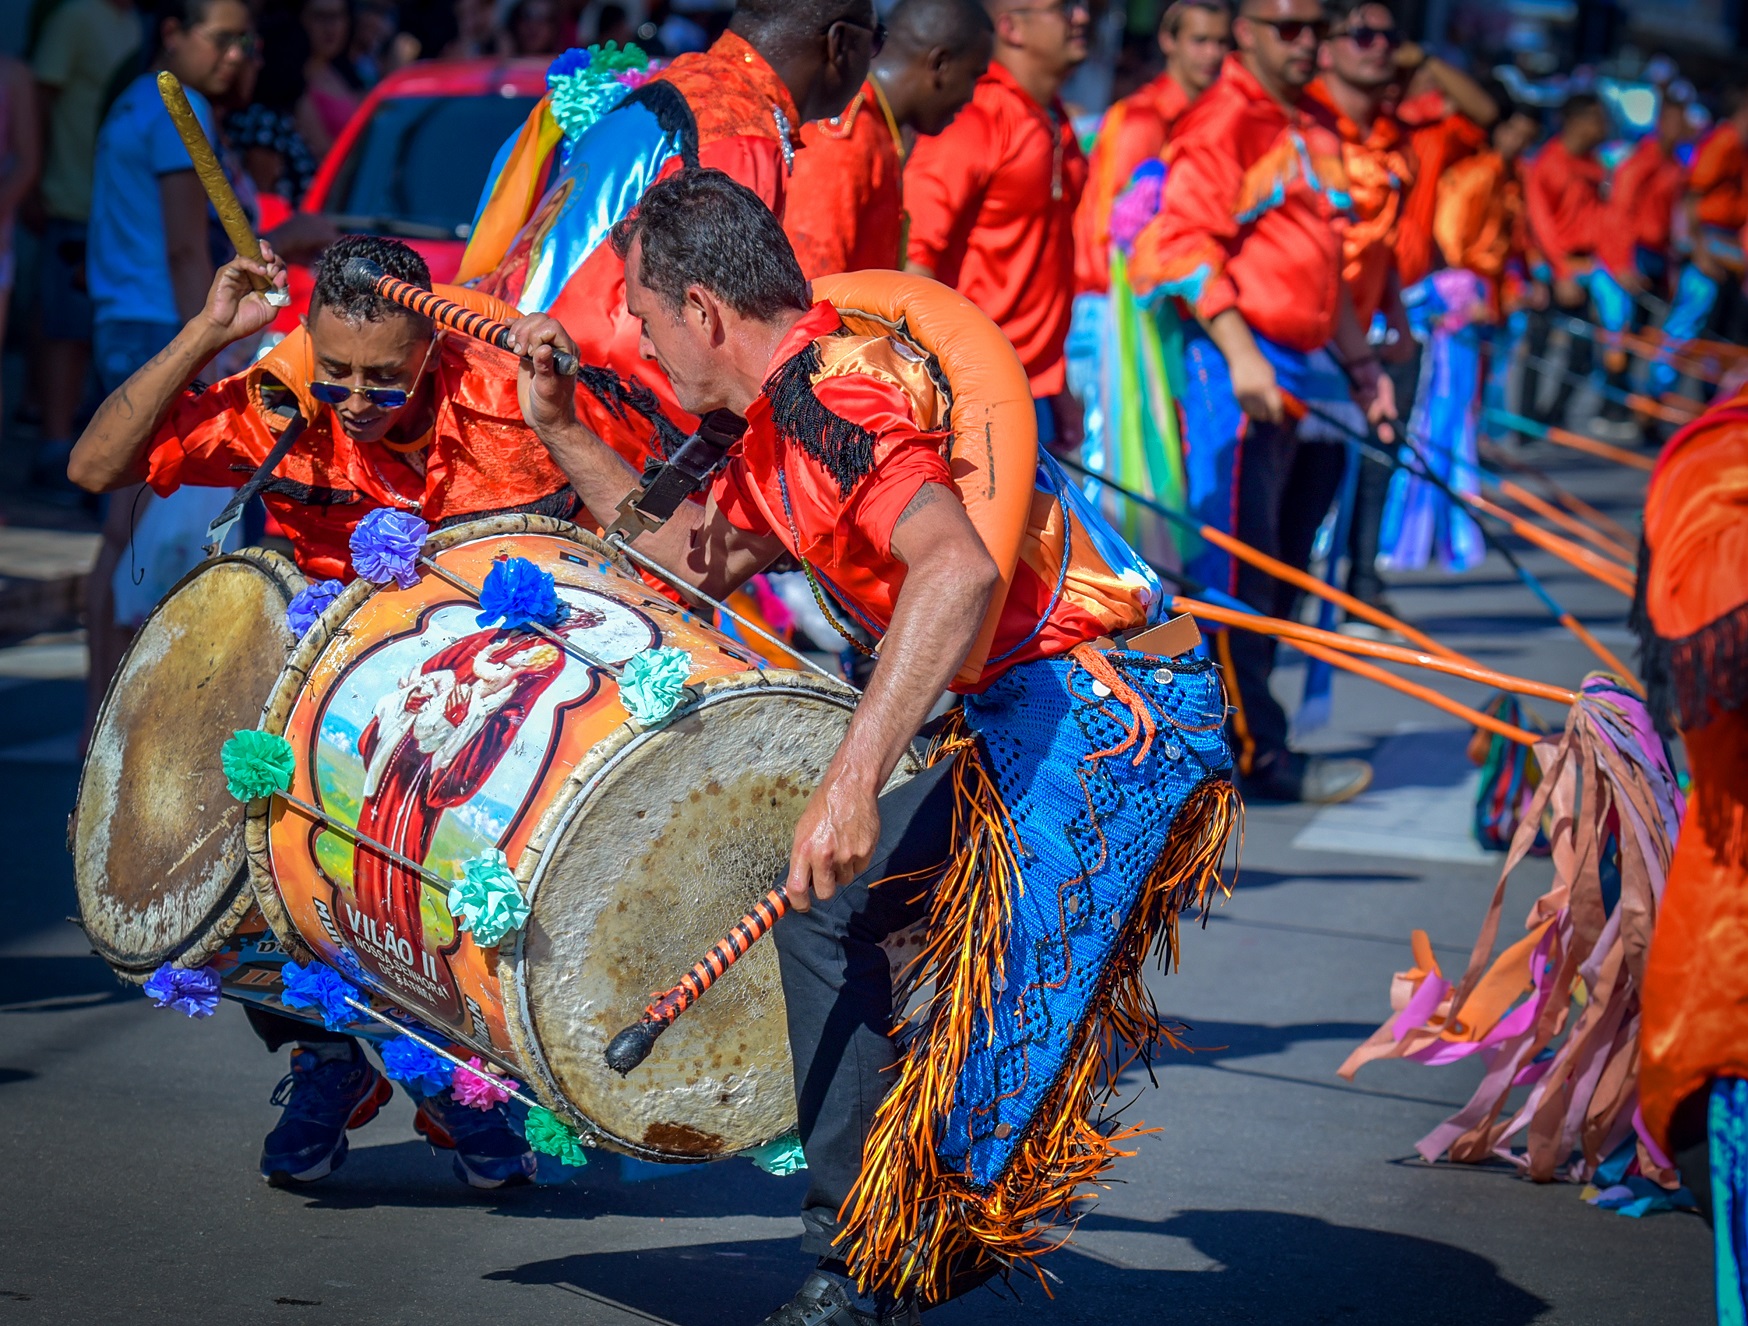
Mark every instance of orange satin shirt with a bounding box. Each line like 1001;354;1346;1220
1598;135;1685;278
1433;149;1524;303
1307;79;1416;327
1639;387;1748;1153
1130;56;1349;353
1523;137;1605;283
1689;120;1747;232
904;62;1088;396
144;331;572;583
1073;71;1190;295
784;79;906;279
1394;89;1485;286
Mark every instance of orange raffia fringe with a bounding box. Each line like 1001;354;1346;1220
838;693;1241;1302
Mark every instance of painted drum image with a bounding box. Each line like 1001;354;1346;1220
247;515;882;1160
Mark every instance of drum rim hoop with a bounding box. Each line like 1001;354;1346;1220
75;546;303;977
505;670;864;1159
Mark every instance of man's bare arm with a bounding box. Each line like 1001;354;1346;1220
160;171;216;323
68;251;287;492
782;485;999;911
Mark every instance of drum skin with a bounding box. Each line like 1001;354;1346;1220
247;515;889;1159
812;270;1038;686
73;547;303;978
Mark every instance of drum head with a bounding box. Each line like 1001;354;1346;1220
511;672;887;1162
74;548;303;978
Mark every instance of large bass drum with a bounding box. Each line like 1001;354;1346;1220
71;549;318;1014
247;515;898;1161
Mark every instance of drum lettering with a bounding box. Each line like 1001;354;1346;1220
465;996;487;1043
311;897;346;949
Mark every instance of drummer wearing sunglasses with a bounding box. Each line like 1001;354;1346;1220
69;233;581;588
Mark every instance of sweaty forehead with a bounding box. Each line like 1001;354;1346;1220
308;305;426;369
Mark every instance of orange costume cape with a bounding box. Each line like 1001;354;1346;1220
783;78;907;279
1636;387;1748;1155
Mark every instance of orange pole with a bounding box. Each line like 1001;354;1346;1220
1173;597;1579;706
1478;442;1638;546
1492;478;1635;565
1558;613;1643;694
1466;495;1637;596
1627;392;1699;426
1545;426;1655;473
1192;524;1470;663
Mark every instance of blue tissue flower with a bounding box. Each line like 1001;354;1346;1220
476;556;563;631
286;579;345;637
349;508;428;589
281;960;364;1032
379;1035;455;1096
143;962;222;1018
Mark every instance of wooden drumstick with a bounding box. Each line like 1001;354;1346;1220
604;886;790;1074
342;257;581;377
155;71;290;307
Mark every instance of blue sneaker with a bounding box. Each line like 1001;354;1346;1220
260;1047;392;1185
413;1093;536;1189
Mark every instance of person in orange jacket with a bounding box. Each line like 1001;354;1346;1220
1128;0;1395;804
782;0;994;280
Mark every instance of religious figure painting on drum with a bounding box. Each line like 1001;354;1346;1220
287;556;659;1045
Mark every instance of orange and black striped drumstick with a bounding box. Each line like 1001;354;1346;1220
604;886;790;1074
341;256;580;377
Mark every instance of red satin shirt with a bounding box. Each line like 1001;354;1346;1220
904;62;1088;397
1599;135;1686;278
1689;120;1747;232
1073;72;1190;295
784;79;905;279
1129;55;1349;353
1523;137;1605;283
711;303;1140;689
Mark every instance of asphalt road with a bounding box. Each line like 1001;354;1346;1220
0;440;1712;1325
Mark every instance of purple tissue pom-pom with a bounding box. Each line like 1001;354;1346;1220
286;579;345;637
349;508;428;589
280;960;363;1031
143;963;222;1018
476;556;563;630
380;1035;455;1096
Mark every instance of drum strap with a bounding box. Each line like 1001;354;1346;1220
204;405;308;555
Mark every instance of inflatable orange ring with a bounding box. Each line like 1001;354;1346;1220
812;271;1037;687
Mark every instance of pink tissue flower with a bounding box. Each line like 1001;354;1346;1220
452;1056;518;1110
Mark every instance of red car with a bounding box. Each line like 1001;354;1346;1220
274;58;548;326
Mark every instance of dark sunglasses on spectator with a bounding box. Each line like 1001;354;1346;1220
197;27;260;56
309;381;416;409
834;17;886;55
1247;16;1330;43
1339;23;1400;47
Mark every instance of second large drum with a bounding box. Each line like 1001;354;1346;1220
247;516;887;1161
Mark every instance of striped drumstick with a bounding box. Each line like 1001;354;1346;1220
341;257;580;377
604;886;790;1074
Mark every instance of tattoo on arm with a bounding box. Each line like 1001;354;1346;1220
894;483;945;528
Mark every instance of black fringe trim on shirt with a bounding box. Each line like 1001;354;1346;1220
765;341;876;498
435;487;580;528
577;365;689;458
623;81;700;168
1631;534;1748;735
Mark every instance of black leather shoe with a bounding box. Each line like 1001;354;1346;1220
757;1271;919;1326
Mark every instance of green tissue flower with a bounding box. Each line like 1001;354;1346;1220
524;1106;589;1167
446;849;531;947
618;646;692;725
744;1133;808;1177
222;729;296;802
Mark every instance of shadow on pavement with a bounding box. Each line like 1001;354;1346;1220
1154;1018;1380;1064
1229;867;1417;891
483;1209;1548;1325
0;954;137;1012
288;1140;806;1222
